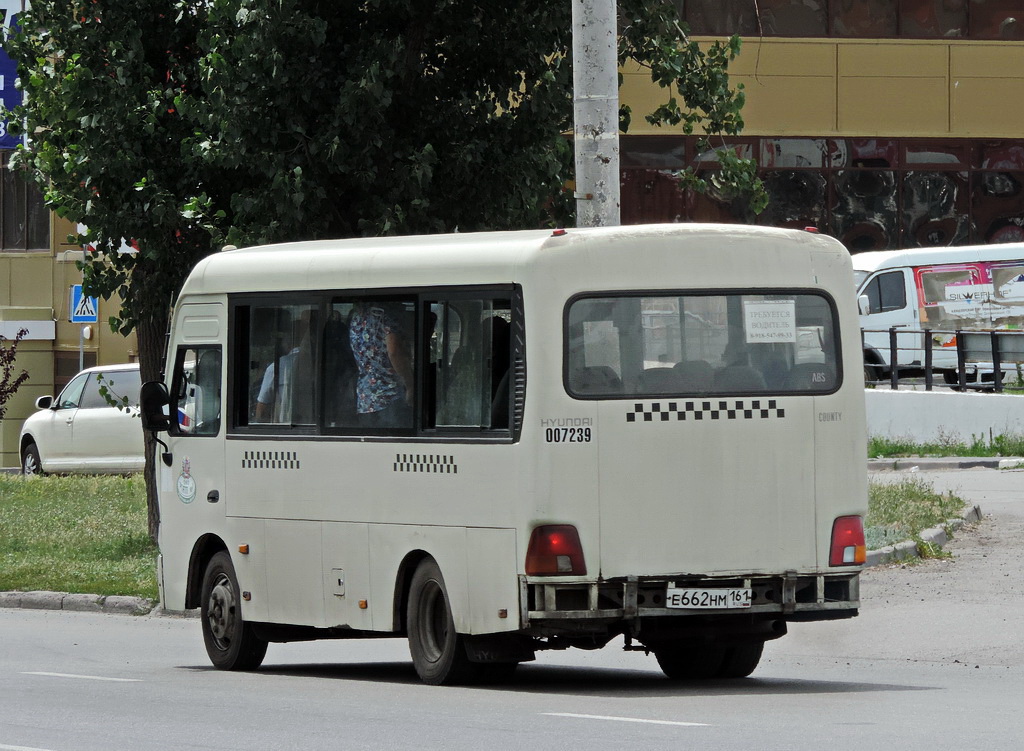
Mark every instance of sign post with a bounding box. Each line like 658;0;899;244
572;0;620;228
70;284;99;371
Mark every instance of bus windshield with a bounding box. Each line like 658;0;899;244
566;291;840;397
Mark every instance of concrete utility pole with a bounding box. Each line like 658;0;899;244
572;0;620;227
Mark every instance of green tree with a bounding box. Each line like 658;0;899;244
5;0;757;539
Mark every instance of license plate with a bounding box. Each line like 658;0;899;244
666;586;752;609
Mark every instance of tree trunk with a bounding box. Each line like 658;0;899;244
135;303;170;545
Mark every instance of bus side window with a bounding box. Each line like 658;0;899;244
428;298;511;431
248;304;318;426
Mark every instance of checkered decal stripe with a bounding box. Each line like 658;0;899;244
242;450;301;469
394;454;458;474
627;400;785;422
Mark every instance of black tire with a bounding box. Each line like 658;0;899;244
654;644;725;680
200;551;268;671
21;442;42;476
717;642;764;679
407;558;477;685
654;642;763;680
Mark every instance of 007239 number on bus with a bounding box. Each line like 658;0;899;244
545;427;592;443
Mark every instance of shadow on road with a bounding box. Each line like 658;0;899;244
178;661;936;698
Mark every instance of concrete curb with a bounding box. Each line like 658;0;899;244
867;457;1024;471
865;504;984;567
0;590;154;615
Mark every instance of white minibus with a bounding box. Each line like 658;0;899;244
141;224;868;685
854;242;1024;382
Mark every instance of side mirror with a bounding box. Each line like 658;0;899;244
857;294;871;316
140;381;172;433
35;395;53;410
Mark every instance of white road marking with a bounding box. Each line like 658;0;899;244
544;712;708;727
21;671;141;683
1;744;59;751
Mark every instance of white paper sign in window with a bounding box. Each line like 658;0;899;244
744;300;796;343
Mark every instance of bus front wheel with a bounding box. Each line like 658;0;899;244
407;558;476;685
200;551;268;671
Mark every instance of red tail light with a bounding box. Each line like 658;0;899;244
830;516;866;566
525;525;586;576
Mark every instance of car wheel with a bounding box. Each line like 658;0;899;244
407;557;477;685
21;442;43;476
200;551;268;670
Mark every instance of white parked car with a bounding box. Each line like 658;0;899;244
19;363;144;475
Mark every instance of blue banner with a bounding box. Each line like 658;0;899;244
1;6;24;149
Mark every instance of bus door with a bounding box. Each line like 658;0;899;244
161;305;227;583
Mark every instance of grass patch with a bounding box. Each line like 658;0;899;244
868;432;1024;458
0;473;969;600
866;476;966;550
0;474;157;599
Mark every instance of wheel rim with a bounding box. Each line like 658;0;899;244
206;572;237;650
22;450;38;475
419;579;449;664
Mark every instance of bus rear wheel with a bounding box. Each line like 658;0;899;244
200;551;268;671
653;641;763;680
407;558;477;685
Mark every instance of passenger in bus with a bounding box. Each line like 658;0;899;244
349;302;414;428
254;312;312;423
251;305;315;422
323;308;358;426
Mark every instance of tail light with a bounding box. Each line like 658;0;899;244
830;516;866;566
525;525;586;576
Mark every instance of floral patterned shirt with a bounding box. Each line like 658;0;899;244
349;305;404;414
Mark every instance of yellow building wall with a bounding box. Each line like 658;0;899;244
1;213;137;469
620;38;1024;139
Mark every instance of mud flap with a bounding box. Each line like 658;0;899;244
463;633;536;663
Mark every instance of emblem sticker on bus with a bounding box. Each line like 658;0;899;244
176;457;197;504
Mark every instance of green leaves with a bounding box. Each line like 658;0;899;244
5;0;760;343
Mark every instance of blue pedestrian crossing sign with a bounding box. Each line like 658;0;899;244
70;285;99;323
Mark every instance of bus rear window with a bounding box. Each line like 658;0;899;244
565;292;840;397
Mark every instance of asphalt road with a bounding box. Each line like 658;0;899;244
1;467;1021;751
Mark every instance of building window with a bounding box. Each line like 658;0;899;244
54;351;97;394
679;0;1020;39
1;151;49;252
619;136;1024;253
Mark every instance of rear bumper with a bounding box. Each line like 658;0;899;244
521;572;860;628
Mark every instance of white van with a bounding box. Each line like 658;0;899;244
854;242;1024;381
140;224;868;685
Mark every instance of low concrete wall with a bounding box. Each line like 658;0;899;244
865;388;1024;443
